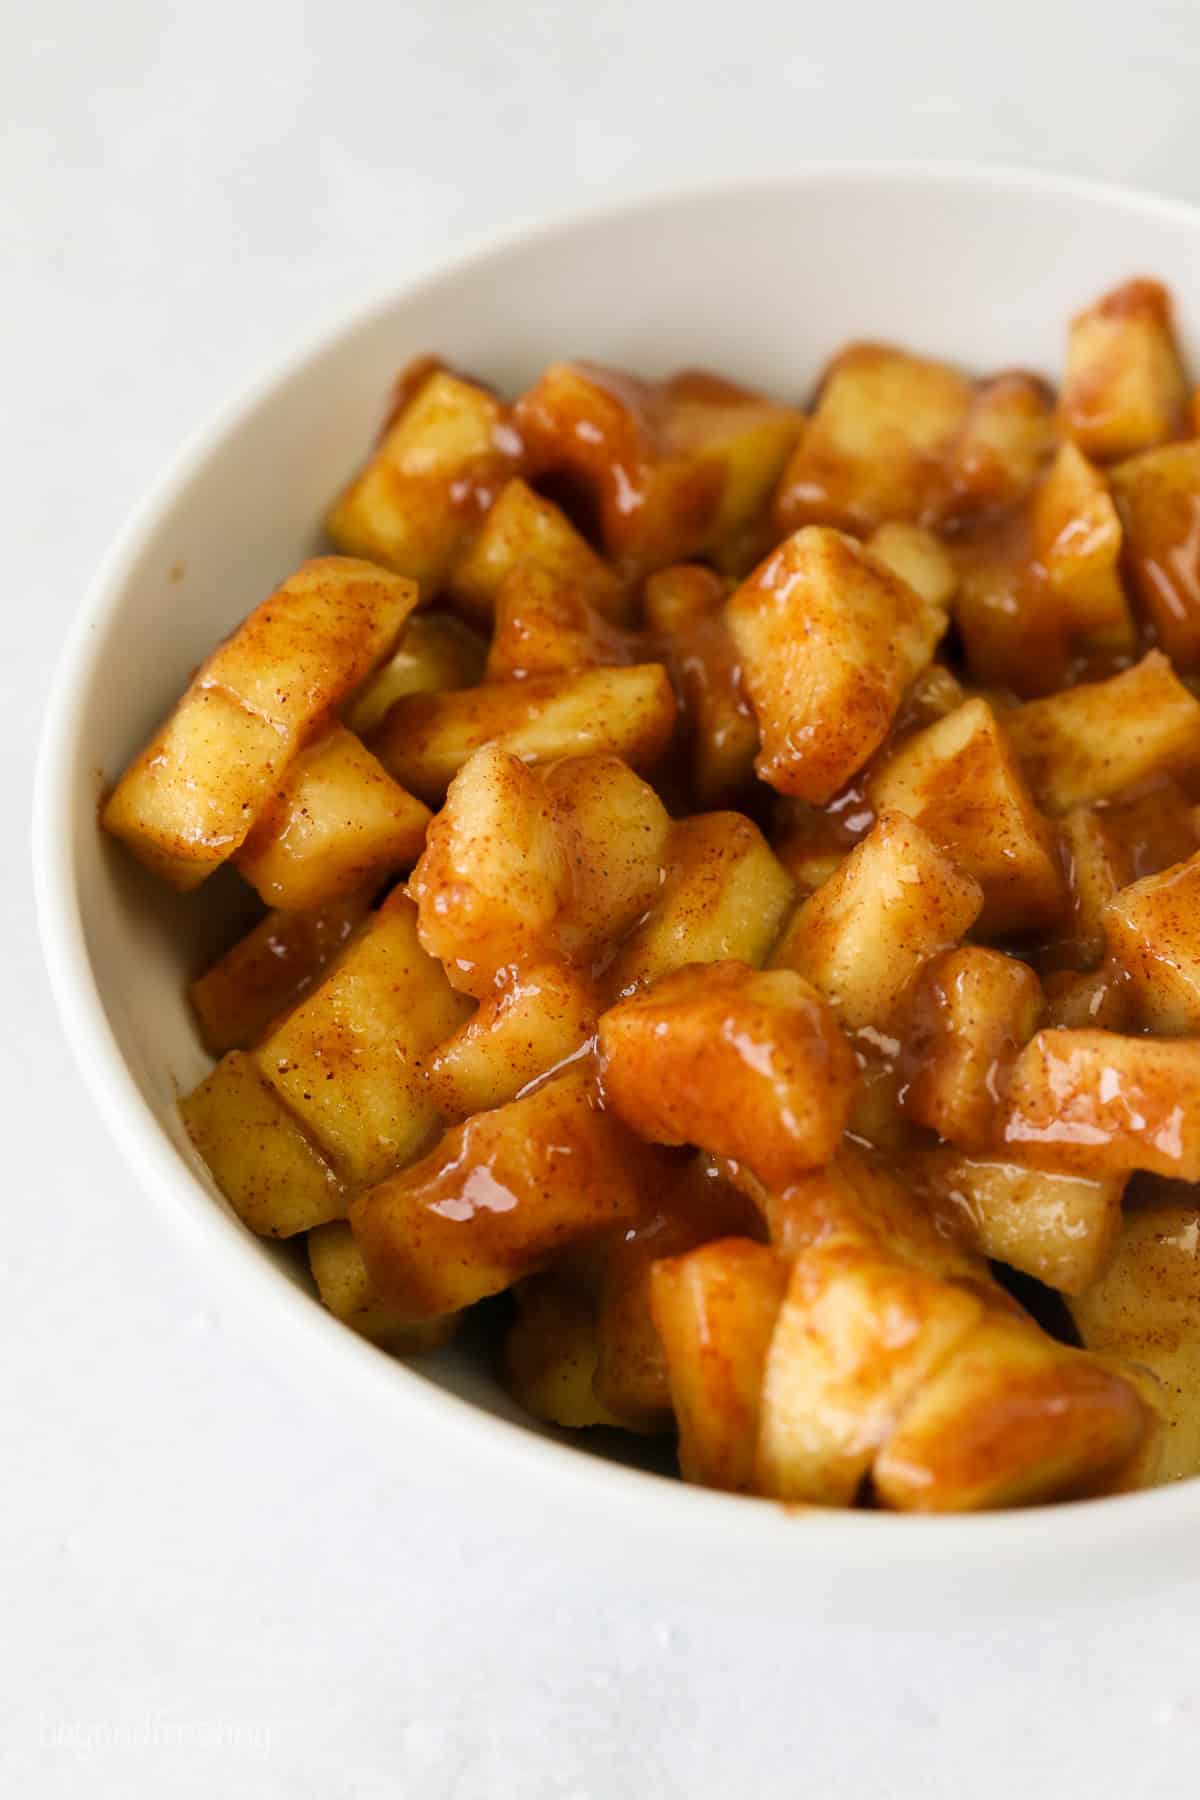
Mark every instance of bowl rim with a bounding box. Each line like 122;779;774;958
34;157;1200;1582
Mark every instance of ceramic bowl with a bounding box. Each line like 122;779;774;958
36;164;1200;1615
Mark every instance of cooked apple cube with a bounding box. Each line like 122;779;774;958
447;475;626;623
411;749;669;995
868;698;1065;936
1042;966;1132;1032
763;1146;988;1287
371;663;678;804
903;947;1043;1149
664;369;805;573
772;343;973;535
606;811;795;997
485;567;631;681
307;1221;459;1352
256;892;471;1186
189;891;371;1054
350;1065;654;1316
1059;808;1134;969
649;1238;790;1491
1006;653;1200;814
180;1050;345;1237
842;1049;919;1156
426;962;598;1120
727;527;947;802
952;521;1066;698
1061;277;1188;463
1070;1193;1200;1482
1004;1028;1200;1180
326;370;519;588
234;726;430;910
514;362;802;577
865;522;957;610
941;370;1056;517
591;1161;761;1432
1111;439;1200;667
599;962;857;1187
902;1148;1125;1295
1100;776;1200;878
873;1314;1159;1510
773;811;982;1031
756;1242;984;1505
103;557;417;888
953;445;1133;697
643;564;758;807
545;753;672;961
104;691;283;889
1103;850;1200;1032
503;1275;626;1430
409;744;571;995
1030;443;1135;651
345;613;487;736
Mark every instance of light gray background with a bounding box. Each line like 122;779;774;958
7;3;1200;1794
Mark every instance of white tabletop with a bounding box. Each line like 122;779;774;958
7;3;1200;1793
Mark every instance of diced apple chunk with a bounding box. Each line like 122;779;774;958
1070;1194;1200;1481
1061;278;1188;462
409;745;571;995
1003;1029;1200;1180
942;371;1056;517
503;1275;626;1431
104;558;417;887
326;370;519;588
307;1222;459;1352
952;445;1133;697
649;1238;790;1491
1103;850;1200;1032
544;753;672;961
606;812;795;996
1111;440;1200;668
762;1147;988;1287
234;726;430;909
350;1065;654;1317
256;892;472;1186
903;948;1043;1149
179;1050;345;1237
1031;443;1135;651
756;1242;984;1505
773;811;982;1031
772;344;973;534
371;663;678;804
599;962;857;1187
901;1149;1125;1295
666;370;806;573
448;476;626;623
1005;653;1200;815
591;1163;761;1432
643;564;758;807
727;527;946;802
865;522;957;609
485;567;631;681
1060;808;1134;969
1042;967;1132;1032
868;698;1065;936
345;613;486;736
426;962;597;1120
873;1314;1159;1511
515;363;802;577
188;891;371;1054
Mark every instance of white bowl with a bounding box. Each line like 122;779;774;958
36;163;1200;1617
